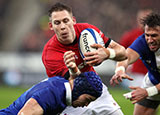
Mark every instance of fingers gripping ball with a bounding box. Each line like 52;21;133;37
79;28;105;58
72;71;103;101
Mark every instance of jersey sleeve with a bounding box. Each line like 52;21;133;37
42;55;68;78
129;34;146;57
31;79;67;114
42;42;69;77
31;87;63;114
31;87;54;114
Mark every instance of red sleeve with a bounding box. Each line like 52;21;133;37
119;31;134;48
42;38;68;77
42;50;68;77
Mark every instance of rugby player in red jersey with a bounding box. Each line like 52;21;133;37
42;2;127;115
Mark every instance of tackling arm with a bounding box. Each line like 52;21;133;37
110;48;140;86
116;48;140;68
18;98;43;115
107;40;127;61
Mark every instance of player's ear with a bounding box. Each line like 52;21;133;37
73;16;76;24
48;22;53;30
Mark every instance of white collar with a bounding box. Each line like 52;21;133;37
155;48;160;55
64;82;72;106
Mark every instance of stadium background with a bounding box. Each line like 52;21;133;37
0;0;160;114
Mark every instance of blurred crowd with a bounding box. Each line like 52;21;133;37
0;0;160;87
0;0;9;42
0;0;160;52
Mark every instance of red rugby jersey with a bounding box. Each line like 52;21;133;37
42;23;110;77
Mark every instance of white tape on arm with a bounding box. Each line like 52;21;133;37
69;68;81;76
115;66;125;73
123;92;132;99
146;86;158;97
107;48;116;59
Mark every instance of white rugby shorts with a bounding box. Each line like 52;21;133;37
141;73;160;101
60;83;123;115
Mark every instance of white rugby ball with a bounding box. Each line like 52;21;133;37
79;28;104;58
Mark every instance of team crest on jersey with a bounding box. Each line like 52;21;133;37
146;60;151;64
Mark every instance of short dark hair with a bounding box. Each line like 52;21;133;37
141;12;160;27
48;2;73;17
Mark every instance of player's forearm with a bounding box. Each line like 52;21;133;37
115;48;139;72
103;45;127;61
112;46;127;61
156;83;160;92
116;59;129;71
18;98;43;115
68;63;81;80
69;66;81;77
107;40;127;61
145;84;160;97
155;83;160;94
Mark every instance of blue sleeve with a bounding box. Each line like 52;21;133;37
31;85;66;115
31;87;57;114
129;34;147;57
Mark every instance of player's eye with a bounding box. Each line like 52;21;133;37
145;34;149;37
151;34;158;37
54;20;61;25
63;18;69;23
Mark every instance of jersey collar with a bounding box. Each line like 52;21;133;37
64;82;72;106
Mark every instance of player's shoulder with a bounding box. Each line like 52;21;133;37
129;34;147;51
43;35;57;50
40;76;67;88
75;23;92;26
136;34;146;43
49;76;66;81
74;23;100;39
46;35;57;45
74;23;98;31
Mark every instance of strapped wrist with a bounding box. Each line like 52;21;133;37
107;48;116;59
69;68;81;76
146;86;158;97
115;66;125;73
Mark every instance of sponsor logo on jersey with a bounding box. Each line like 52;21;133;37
82;33;90;52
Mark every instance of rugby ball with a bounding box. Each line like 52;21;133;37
79;28;104;58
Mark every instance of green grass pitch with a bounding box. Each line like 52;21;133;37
0;86;159;115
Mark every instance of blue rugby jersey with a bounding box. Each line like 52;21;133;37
129;34;160;85
0;76;70;115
